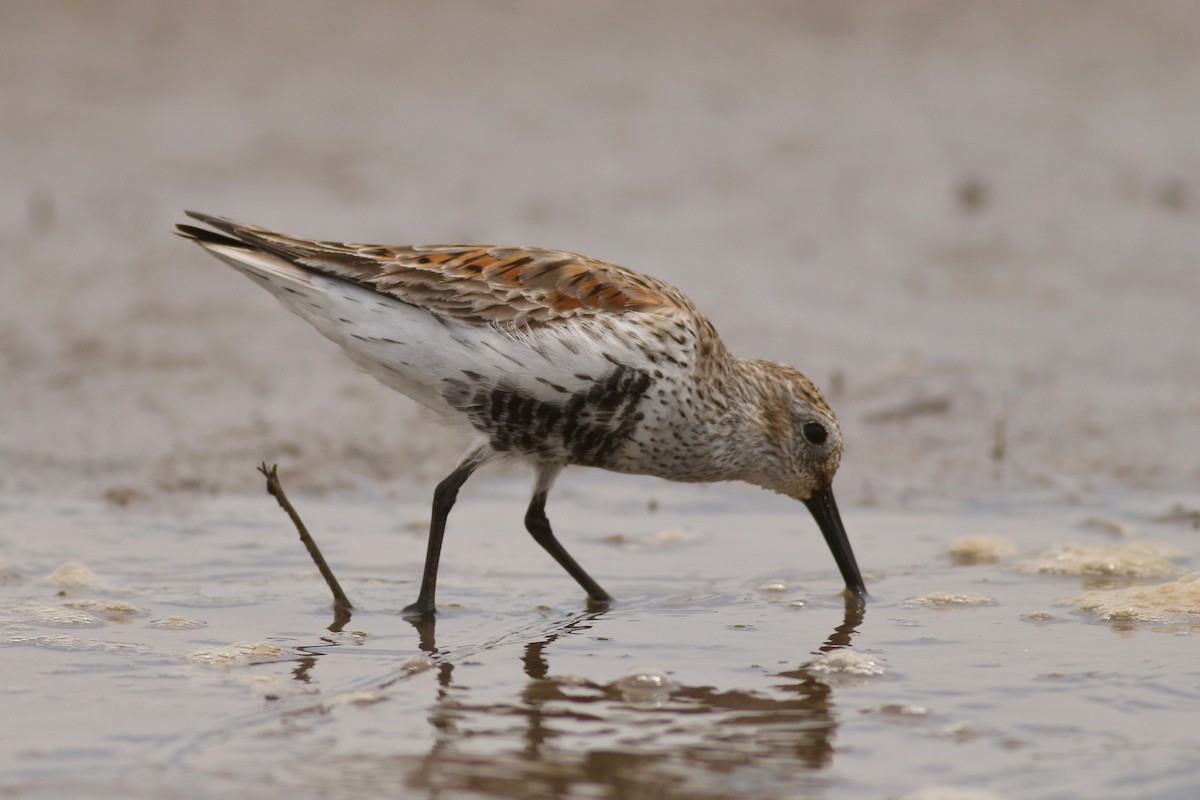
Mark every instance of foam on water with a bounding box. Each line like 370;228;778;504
804;650;886;681
10;599;105;628
189;642;286;667
399;655;437;674
0;558;22;585
903;593;996;608
42;563;112;592
329;691;388;707
1075;572;1200;624
615;666;676;705
1015;541;1177;578
3;632;155;655
947;535;1016;565
61;599;142;624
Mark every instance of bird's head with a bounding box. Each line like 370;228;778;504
745;361;865;600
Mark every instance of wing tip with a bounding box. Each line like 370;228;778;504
174;219;250;249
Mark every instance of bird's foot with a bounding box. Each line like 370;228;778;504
585;593;613;612
401;600;436;620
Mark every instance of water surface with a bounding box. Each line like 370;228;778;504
3;477;1198;799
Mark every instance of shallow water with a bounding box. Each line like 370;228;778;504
3;476;1199;799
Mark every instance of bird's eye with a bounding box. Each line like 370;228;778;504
802;422;828;445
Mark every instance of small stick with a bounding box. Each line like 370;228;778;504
258;463;353;612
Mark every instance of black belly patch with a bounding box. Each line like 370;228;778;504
444;365;653;466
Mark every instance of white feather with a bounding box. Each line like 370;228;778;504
201;242;652;419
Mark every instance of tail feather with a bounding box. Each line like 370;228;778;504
178;211;379;288
179;211;288;254
179;215;316;290
174;222;251;250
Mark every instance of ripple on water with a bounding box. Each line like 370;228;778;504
149;616;207;630
644;528;697;548
600;528;698;551
865;701;930;718
899;786;1005;800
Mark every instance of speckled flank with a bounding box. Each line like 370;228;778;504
178;212;864;609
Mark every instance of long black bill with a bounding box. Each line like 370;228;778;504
803;486;867;600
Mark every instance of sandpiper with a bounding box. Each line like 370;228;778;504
177;212;866;615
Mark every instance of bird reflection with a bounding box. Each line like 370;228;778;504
403;596;867;796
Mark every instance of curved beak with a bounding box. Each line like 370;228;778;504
803;486;867;600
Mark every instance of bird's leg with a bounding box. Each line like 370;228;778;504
402;450;484;618
524;466;611;603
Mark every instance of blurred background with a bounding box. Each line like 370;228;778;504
2;0;1197;504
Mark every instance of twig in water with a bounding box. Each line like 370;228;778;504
258;463;353;613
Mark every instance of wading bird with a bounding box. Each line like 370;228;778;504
178;212;866;616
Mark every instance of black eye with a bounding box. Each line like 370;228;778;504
802;422;828;445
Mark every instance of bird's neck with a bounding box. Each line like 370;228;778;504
715;354;791;476
653;353;786;486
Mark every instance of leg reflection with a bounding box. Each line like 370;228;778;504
817;593;866;653
404;598;870;795
406;614;438;656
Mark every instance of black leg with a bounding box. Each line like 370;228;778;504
524;475;611;603
402;453;482;618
